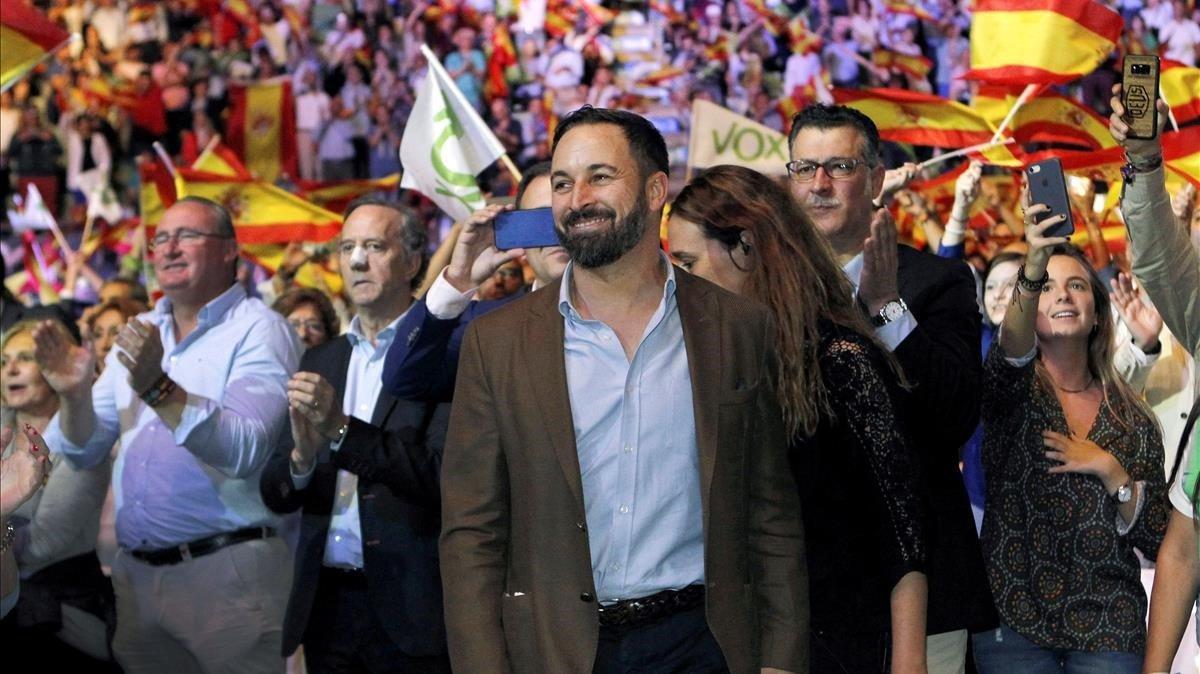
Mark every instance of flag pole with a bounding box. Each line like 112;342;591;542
194;133;224;168
500;154;523;185
917;138;1016;171
989;83;1039;143
1;34;79;93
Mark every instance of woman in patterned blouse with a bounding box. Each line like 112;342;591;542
668;165;929;674
973;192;1170;673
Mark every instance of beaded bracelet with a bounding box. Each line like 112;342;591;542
1016;264;1048;294
139;373;178;407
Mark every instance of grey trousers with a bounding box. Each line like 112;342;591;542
111;537;292;674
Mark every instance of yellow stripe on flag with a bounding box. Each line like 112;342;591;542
969;11;1113;77
244;82;284;180
0;27;48;89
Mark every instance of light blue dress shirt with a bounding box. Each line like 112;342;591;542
557;256;705;604
44;284;300;550
291;312;405;569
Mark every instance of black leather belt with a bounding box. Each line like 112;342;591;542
597;584;705;628
129;527;275;566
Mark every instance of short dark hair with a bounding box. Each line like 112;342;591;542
551;106;670;181
342;196;429;290
100;277;150;304
788;104;883;167
176;195;236;238
515;161;551;207
272;288;340;337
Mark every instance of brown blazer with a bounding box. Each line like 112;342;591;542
440;269;809;674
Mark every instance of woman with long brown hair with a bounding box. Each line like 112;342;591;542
971;192;1169;672
668;164;928;673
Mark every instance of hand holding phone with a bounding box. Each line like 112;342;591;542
1026;157;1075;240
1121;55;1160;140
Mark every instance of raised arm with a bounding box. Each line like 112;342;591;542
997;189;1072;358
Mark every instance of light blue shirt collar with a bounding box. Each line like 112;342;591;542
153;283;248;328
557;252;678;321
345;306;408;348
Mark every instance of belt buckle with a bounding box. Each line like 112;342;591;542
178;543;193;562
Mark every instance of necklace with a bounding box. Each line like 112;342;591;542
1056;376;1094;394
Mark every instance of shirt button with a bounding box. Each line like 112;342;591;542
580;592;594;603
623;445;634;454
619;505;629;514
576;521;587;531
610;563;620;571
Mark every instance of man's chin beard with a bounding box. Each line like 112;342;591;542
557;198;648;269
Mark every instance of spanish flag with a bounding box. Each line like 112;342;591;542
192;138;252;179
1161;60;1200;126
1163;127;1199;188
963;0;1122;85
240;244;345;296
1;2;70;91
885;0;938;22
873;49;934;81
226;78;298;183
139;160;177;228
486;23;518;101
974;87;1115;150
787;15;823;54
296;174;401;215
174;168;341;244
833;88;998;148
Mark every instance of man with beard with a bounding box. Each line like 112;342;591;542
439;107;809;674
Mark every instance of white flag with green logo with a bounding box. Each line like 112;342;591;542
400;44;506;221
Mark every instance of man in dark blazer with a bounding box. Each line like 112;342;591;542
260;198;450;673
788;104;996;673
440;108;808;674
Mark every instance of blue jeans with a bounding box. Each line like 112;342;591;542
972;624;1141;674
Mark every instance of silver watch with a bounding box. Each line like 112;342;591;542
871;298;909;327
1114;482;1133;504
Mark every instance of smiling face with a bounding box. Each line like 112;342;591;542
153;200;238;306
983;259;1020;326
1035;254;1098;343
1;331;56;414
338;205;421;312
550;123;658;269
667;215;750;295
788;126;885;256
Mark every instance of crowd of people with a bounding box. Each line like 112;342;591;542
1;1;1200;674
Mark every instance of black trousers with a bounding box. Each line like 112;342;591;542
302;568;450;674
811;628;890;674
592;605;729;674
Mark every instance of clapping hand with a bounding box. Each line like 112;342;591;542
444;205;526;293
113;319;165;395
286;372;346;439
859;208;900;316
31;321;95;397
1;425;52;516
1109;272;1162;352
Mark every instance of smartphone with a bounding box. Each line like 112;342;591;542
494;207;560;250
1026;157;1075;239
1122;55;1160;140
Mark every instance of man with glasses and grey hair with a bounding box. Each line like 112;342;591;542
787;104;995;673
34;196;301;673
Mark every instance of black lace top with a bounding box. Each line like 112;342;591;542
790;321;927;634
980;343;1169;653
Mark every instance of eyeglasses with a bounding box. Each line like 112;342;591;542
149;228;233;251
785;158;871;182
288;319;327;334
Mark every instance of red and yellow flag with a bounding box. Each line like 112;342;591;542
833;88;998;148
885;0;938;22
1161;60;1200;126
873;49;934;80
1163;126;1200;188
192;139;253;178
486;23;518;101
963;0;1122;85
975;87;1115;150
1;1;70;90
227;78;298;183
295;174;401;215
787;15;823;54
174;168;341;244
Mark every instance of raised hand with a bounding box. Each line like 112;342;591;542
1109;272;1163;352
286;372;347;439
1020;186;1072;278
877;162;921;206
1;425;52;516
32;320;95;397
445;204;526;292
859;208;900;316
113;319;165;395
1108;83;1168;163
953;161;983;211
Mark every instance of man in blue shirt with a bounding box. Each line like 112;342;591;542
36;196;300;673
259;198;451;672
440;107;808;674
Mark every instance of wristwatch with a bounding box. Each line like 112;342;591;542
871;298;909;327
1114;481;1133;504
